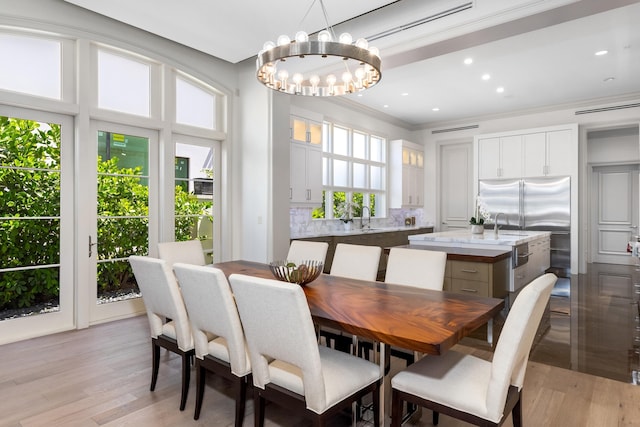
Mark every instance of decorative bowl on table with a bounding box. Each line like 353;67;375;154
269;260;324;285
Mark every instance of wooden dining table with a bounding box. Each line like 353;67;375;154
213;260;504;355
212;260;505;424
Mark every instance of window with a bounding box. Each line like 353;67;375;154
175;76;217;130
0;33;61;99
97;49;151;116
319;122;386;219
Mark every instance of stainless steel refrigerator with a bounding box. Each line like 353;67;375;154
478;176;571;276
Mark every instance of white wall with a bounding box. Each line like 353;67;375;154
587;126;640;164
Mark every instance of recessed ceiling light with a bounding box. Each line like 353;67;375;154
595;50;608;56
432;107;440;112
401;92;409;96
481;73;491;81
357;93;363;97
464;58;473;65
603;77;615;82
383;104;389;108
496;87;505;93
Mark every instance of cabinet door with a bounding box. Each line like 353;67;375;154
546;129;572;176
523;132;546;177
308;120;323;146
291;117;308;144
500;135;523;179
478;138;500;179
414;166;424;206
306;146;323;203
402;165;412;205
290;143;307;202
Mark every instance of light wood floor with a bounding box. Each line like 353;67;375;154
2;315;640;427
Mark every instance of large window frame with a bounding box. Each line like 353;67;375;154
321;121;387;220
0;27;229;338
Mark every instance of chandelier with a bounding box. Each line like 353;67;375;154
256;1;382;97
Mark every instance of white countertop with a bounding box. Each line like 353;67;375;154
408;229;550;249
291;224;434;240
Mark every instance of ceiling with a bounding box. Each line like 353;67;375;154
63;0;640;129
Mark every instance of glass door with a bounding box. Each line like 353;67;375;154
0;107;74;344
87;121;157;323
172;135;220;263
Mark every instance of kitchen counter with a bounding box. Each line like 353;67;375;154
291;224;434;240
291;225;434;276
408;229;551;250
409;229;551;293
391;244;511;263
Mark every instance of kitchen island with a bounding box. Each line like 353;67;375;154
409;229;551;293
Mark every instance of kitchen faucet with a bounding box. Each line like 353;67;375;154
361;206;371;230
494;212;506;238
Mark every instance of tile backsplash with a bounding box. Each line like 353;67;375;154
290;207;426;235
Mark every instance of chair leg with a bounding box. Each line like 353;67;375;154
433;410;439;425
194;362;206;420
180;352;191;411
150;340;160;391
391;389;402;427
512;392;522;427
372;383;381;427
234;376;248;427
254;389;265;427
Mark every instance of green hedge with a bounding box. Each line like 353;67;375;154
0;117;212;310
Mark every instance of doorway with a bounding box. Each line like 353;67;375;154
590;164;639;265
0;108;74;344
439;141;473;231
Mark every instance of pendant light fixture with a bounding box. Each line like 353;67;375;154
256;0;382;96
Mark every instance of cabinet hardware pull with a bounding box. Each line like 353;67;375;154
460;269;478;273
461;288;478;293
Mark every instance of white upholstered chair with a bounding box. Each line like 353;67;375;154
287;240;329;264
326;243;382;353
385;247;447;290
229;273;382;427
330;243;382;281
157;239;206;268
380;247;448;366
128;255;195;411
173;263;251;425
390;273;557;427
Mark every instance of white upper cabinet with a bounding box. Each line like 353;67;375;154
390;139;424;207
291;115;322;146
524;130;572;177
477;135;522;179
290;115;322;205
477;124;577;181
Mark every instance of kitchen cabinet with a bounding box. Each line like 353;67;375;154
523;129;573;177
291;115;322;145
476;124;577;180
445;259;509;299
390;140;424;207
290;115;322;205
477;135;522;179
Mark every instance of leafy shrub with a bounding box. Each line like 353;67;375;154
0;116;212;310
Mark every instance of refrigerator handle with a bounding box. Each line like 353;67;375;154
519;180;525;228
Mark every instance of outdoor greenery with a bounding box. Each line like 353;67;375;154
311;191;376;219
0;116;212;311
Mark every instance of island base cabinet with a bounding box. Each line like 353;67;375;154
445;258;509;344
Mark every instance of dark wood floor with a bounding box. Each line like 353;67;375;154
1;263;640;426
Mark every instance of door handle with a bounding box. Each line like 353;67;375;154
89;235;97;258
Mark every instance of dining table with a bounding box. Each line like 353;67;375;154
212;260;505;424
